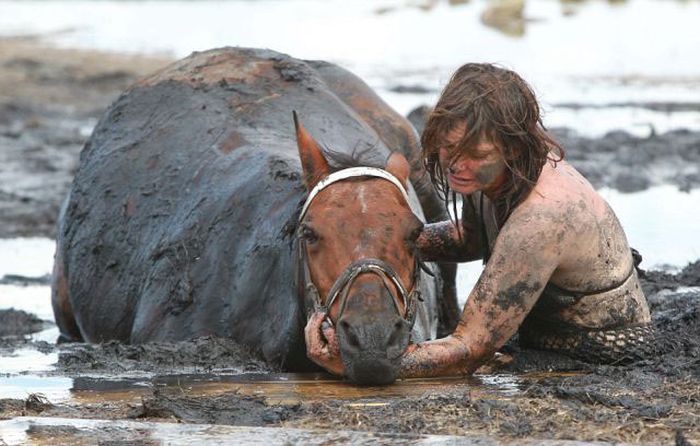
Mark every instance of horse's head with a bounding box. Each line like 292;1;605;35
294;113;424;385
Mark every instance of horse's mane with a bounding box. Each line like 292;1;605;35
323;144;383;172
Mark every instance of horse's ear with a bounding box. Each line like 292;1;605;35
385;152;410;189
293;111;331;190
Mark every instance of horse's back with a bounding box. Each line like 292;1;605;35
54;47;444;367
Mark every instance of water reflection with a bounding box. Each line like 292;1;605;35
0;375;69;401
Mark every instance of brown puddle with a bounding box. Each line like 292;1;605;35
67;372;526;406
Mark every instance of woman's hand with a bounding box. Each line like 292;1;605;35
304;312;344;376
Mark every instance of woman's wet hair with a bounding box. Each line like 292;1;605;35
422;63;564;226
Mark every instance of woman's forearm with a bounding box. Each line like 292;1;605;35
417;221;482;262
398;336;474;379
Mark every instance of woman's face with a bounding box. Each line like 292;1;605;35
438;123;507;196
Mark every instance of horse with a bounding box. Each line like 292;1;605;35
51;47;458;384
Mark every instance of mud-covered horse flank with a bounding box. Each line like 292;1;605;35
51;47;458;382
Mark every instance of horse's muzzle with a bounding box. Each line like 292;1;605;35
337;313;411;385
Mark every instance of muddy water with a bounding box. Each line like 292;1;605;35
1;370;526;405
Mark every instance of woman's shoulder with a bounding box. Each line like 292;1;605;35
527;161;604;209
507;161;609;234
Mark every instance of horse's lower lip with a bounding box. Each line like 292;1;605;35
345;358;399;385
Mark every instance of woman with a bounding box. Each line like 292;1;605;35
306;63;654;378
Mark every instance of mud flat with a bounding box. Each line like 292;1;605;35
2;37;700;240
0;417;642;446
0;263;697;444
0;36;170;238
0;38;699;445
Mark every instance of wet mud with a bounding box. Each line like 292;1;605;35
0;38;699;445
0;309;45;337
56;337;269;375
1;264;697;443
0;37;170;238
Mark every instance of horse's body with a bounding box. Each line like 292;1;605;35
52;47;457;374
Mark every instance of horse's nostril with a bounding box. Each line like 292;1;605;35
387;319;407;348
339;320;361;350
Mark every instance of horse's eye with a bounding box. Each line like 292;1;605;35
299;225;319;243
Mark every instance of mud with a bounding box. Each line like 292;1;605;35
0;37;170;238
1;38;699;444
0;274;51;286
132;389;301;426
0;264;697;443
56;337;270;375
0;309;45;337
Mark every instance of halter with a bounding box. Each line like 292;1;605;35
295;167;426;329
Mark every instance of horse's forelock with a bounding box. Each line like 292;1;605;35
322;144;383;172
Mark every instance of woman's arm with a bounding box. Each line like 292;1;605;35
304;204;564;379
399;206;562;378
417;196;483;262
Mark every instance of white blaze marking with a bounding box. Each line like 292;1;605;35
358;184;368;214
353;185;370;255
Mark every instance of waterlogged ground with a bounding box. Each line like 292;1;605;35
3;0;700;136
2;2;700;443
1;259;699;444
1;159;698;442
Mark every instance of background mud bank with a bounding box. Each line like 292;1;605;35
0;34;698;445
0;37;169;238
2;37;700;239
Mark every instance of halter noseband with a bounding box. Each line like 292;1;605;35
296;167;425;329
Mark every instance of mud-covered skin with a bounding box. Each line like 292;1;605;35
51;47;454;372
397;159;654;377
474;159;506;186
416;196;483;263
439;134;507;197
